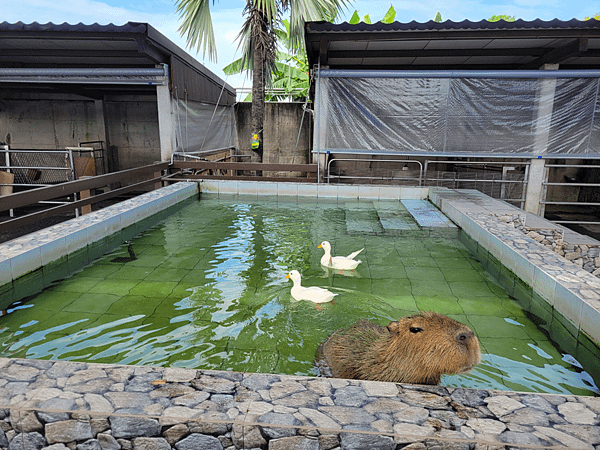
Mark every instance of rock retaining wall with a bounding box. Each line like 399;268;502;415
1;358;599;450
495;214;600;277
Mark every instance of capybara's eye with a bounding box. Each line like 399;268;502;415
409;327;423;333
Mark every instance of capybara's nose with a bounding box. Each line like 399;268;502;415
456;331;472;343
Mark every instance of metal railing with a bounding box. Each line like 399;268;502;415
170;147;239;164
326;159;424;186
0;146;78;217
542;163;600;225
325;157;527;207
423;160;529;209
0;146;76;186
0;162;168;233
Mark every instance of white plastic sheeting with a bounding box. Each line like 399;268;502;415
173;98;237;153
314;70;600;157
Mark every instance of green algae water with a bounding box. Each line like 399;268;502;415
0;197;598;396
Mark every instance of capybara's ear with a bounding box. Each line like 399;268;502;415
387;321;401;334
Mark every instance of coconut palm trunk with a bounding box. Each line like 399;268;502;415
252;51;265;162
251;8;268;163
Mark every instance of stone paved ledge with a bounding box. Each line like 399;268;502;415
1;358;599;450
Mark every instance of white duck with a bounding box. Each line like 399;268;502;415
318;241;363;270
285;270;337;309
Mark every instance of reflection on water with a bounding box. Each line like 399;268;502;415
0;198;598;396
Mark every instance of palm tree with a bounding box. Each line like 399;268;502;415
175;0;352;162
224;19;310;102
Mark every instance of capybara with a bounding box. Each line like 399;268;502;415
316;311;480;385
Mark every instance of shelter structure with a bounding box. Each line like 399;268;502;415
0;21;236;175
304;19;600;218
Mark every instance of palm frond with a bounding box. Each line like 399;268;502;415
175;0;217;62
287;0;351;50
253;0;279;22
222;57;252;75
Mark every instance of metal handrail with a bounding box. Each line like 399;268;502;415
1;146;77;217
424;159;529;208
541;163;600;225
326;158;423;186
170;146;237;164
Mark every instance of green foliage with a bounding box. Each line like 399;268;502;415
349;4;395;24
488;15;516;22
382;5;396;23
223;19;310;102
175;0;217;62
348;10;361;24
434;12;442;22
584;13;600;20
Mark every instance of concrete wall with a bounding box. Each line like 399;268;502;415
104;94;160;171
0;91;103;149
235;102;312;165
0;90;161;172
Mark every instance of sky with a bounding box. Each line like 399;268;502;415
1;0;599;88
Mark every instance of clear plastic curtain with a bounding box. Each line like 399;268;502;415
174;98;237;153
315;73;600;157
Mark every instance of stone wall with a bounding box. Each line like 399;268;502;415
495;214;600;277
1;358;599;450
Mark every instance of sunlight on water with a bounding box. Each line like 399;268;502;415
0;197;598;396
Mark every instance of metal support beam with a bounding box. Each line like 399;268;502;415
520;38;589;69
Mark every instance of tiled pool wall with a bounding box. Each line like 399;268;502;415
0;182;200;310
427;188;600;380
1;180;600;450
196;179;429;201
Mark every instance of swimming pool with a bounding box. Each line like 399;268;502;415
1;195;597;396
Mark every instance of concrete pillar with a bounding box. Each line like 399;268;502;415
156;83;175;162
524;158;546;214
524;64;558;215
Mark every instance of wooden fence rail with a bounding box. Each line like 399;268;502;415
0;163;168;233
1;160;319;235
168;161;318;183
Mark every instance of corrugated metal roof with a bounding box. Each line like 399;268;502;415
0;21;148;33
305;18;600;71
306;18;600;33
0;21;235;105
